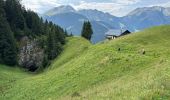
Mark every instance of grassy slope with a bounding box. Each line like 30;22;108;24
0;25;170;100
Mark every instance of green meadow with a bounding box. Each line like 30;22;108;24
0;25;170;100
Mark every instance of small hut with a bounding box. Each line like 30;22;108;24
120;30;131;36
105;29;131;40
106;34;118;40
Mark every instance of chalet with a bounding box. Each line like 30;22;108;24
105;34;118;40
119;30;131;36
105;29;131;40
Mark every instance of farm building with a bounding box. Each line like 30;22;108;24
105;29;131;40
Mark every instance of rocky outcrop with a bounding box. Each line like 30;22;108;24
18;36;45;71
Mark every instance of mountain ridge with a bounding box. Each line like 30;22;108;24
42;5;170;43
44;5;76;16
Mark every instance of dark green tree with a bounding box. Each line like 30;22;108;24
0;0;17;66
54;26;65;45
46;22;64;60
24;10;43;36
53;27;63;56
5;0;26;31
47;26;55;60
0;0;67;69
81;21;93;41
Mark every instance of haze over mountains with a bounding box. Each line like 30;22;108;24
42;5;170;43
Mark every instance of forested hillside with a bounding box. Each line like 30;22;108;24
0;0;67;71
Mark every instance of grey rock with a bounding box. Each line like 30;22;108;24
18;36;44;71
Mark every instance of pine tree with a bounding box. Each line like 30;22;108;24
0;0;17;66
46;23;64;60
5;0;26;39
81;21;93;41
54;26;65;45
47;25;55;60
44;20;49;34
53;27;63;56
0;0;66;68
5;0;25;30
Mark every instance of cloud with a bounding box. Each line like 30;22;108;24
154;1;170;7
21;0;141;15
21;0;170;16
21;0;60;13
114;0;141;5
72;1;136;16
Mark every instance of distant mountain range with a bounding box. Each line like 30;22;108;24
41;5;170;43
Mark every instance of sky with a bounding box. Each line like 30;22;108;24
21;0;170;17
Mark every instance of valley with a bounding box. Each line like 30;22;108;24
1;25;170;100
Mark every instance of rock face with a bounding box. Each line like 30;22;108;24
18;36;44;71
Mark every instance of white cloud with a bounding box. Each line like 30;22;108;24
114;0;141;5
21;0;60;13
72;2;134;16
21;0;169;16
21;0;141;16
146;1;170;9
155;1;170;7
